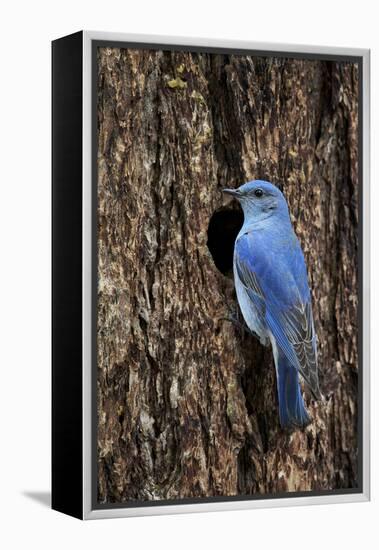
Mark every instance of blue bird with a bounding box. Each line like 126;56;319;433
223;180;321;430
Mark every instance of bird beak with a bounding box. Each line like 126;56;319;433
223;188;240;197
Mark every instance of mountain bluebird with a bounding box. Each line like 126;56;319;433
223;180;321;430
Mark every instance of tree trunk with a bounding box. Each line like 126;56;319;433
96;47;359;503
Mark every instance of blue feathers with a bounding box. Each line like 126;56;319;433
225;180;321;430
276;350;311;429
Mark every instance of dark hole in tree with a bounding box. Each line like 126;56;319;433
207;205;244;275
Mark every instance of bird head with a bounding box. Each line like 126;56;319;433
223;180;289;224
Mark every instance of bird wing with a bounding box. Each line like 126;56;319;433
234;245;266;318
235;231;321;399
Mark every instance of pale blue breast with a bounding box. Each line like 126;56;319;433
233;254;269;346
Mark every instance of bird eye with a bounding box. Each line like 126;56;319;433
254;188;263;197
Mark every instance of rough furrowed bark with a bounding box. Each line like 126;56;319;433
96;48;359;503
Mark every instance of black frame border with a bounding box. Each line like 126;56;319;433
52;30;84;519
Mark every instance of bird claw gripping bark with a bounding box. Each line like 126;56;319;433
220;301;254;337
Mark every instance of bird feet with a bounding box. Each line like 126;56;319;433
220;301;269;345
219;304;253;337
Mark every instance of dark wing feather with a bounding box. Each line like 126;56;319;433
276;300;321;399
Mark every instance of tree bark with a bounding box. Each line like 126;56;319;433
96;47;359;503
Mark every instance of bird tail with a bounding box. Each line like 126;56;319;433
276;352;311;430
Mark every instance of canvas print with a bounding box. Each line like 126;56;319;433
95;45;360;505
